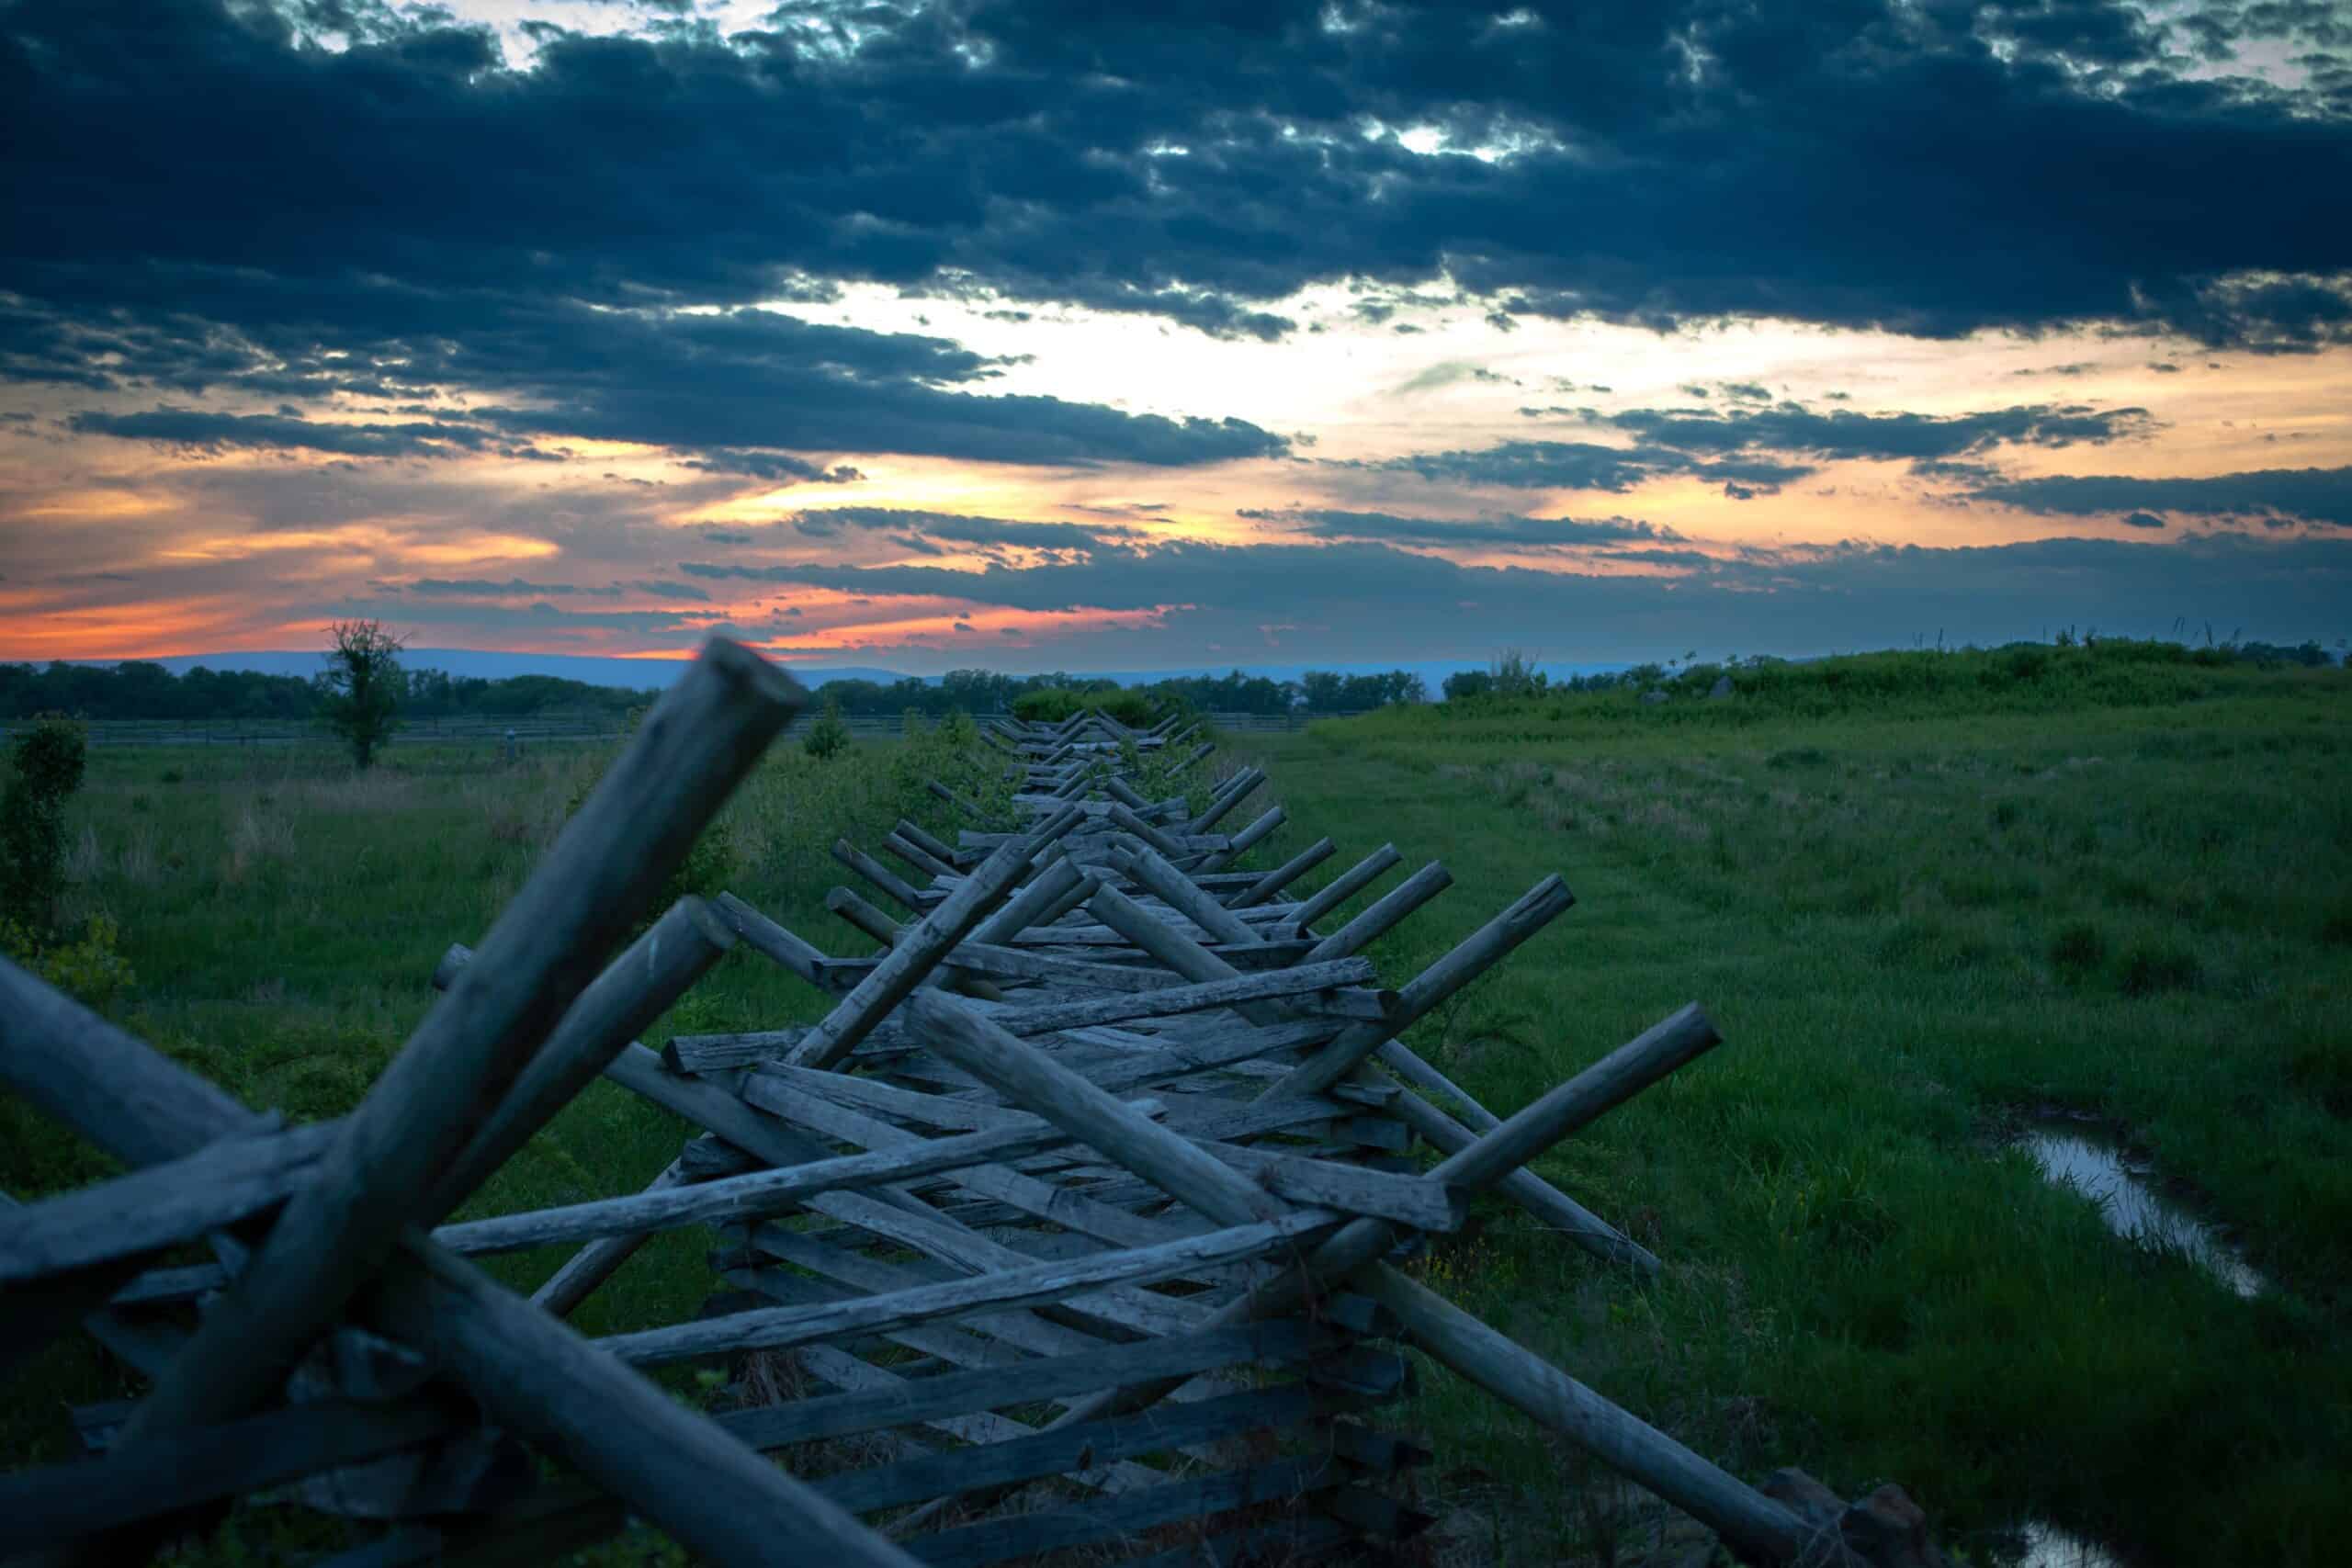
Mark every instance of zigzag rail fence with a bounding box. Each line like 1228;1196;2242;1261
0;638;1951;1567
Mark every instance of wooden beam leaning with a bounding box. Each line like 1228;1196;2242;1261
101;639;805;1485
715;892;834;989
1184;766;1263;834
529;1156;695;1317
435;1111;1140;1258
1101;773;1151;811
595;1210;1340;1368
1290;842;1404;929
908;993;1464;1236
1351;1267;1827;1566
1116;846;1259;948
1300;861;1453;964
370;1236;926;1568
967;856;1092;947
0;958;922;1568
1264;874;1574;1102
884;830;958;884
1104;801;1188;860
828;885;903;947
786;805;1084;1069
1232;836;1336;908
896;818;959;865
422;896;740;1224
0;1121;333;1288
1195;805;1284;872
981;956;1377;1036
1050;1008;1803;1562
831;837;931;916
1165;739;1216;777
1248;874;1657;1272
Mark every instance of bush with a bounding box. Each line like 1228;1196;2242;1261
1012;685;1156;727
1;715;87;931
2;912;135;1010
1442;669;1495;701
803;700;852;761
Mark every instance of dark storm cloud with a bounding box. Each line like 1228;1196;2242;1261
1241;508;1681;548
4;0;2348;390
1360;399;2161;499
1603;401;2160;462
47;288;1288;472
408;577;593;597
786;507;1146;552
327;597;717;635
1337;440;1817;493
63;408;539;460
1967;465;2352;528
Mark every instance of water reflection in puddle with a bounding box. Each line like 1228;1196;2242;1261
2021;1127;2266;1299
2013;1519;2128;1567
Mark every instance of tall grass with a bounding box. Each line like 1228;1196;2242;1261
1385;637;2343;741
0;729;1004;1504
1243;651;2351;1566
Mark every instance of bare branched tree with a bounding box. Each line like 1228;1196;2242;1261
318;619;406;769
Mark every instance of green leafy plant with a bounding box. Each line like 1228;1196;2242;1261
1011;685;1156;727
803;699;852;761
1;714;88;931
2;912;135;1010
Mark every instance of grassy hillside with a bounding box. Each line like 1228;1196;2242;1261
1238;644;2349;1565
4;645;2346;1565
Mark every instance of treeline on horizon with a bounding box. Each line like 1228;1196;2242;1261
0;660;1430;723
0;660;652;724
11;635;2334;726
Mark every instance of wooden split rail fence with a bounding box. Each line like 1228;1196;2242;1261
1;642;1931;1567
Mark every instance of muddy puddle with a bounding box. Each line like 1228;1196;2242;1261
2020;1122;2265;1299
2009;1519;2129;1567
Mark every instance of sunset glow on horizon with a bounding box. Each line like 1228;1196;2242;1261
5;0;2348;675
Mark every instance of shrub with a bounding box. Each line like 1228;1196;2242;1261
1442;669;1495;701
1;715;88;931
1;912;135;1010
803;700;852;761
1012;685;1156;728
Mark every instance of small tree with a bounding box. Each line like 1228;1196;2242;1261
318;620;406;769
804;699;851;760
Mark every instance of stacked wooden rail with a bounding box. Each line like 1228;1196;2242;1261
0;649;1930;1568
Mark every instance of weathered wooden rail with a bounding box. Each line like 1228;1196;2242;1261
0;643;1948;1567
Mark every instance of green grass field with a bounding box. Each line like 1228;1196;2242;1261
4;644;2347;1565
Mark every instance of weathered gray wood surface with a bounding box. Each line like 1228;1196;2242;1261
597;1211;1340;1366
0;1121;332;1286
1289;841;1402;926
1;942;924;1568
